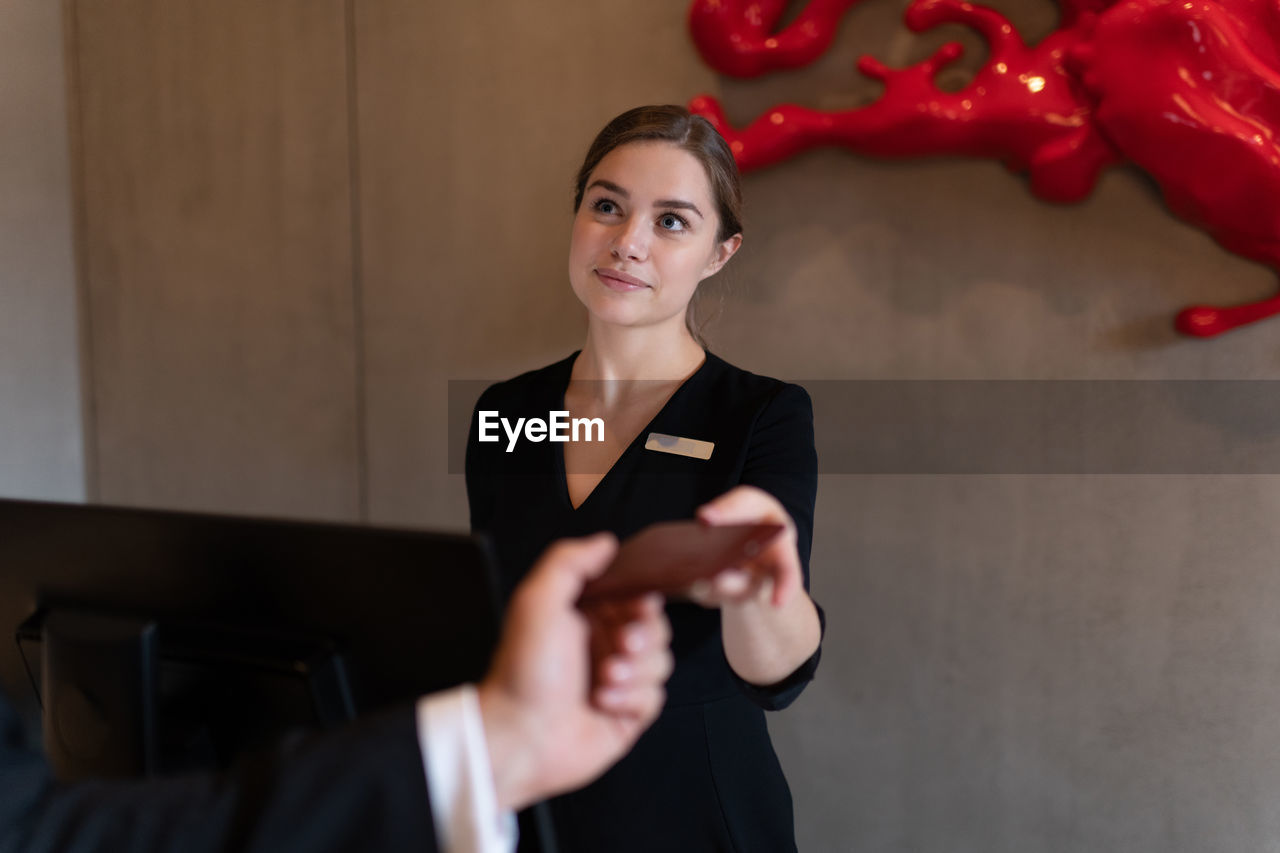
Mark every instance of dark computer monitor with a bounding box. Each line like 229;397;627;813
0;497;503;781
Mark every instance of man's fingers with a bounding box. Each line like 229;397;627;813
528;533;619;604
592;601;673;712
596;614;671;668
597;638;675;687
590;592;663;627
593;683;667;720
585;594;665;652
585;606;614;669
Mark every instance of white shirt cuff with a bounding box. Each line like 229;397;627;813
416;685;518;853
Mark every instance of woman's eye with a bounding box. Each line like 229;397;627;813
658;213;687;232
592;198;619;215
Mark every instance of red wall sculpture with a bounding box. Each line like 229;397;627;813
688;0;1280;336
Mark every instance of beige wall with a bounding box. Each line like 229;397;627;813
0;0;84;501
18;0;1280;849
69;0;362;518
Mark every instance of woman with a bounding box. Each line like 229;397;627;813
466;105;822;852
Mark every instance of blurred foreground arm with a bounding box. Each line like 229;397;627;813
0;533;671;853
477;533;671;812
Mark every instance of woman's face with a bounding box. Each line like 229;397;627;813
568;141;740;335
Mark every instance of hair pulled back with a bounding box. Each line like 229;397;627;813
573;105;743;243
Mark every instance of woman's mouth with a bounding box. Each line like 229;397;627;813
595;268;649;292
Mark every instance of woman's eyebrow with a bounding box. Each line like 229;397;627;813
655;199;704;218
587;179;628;197
587;179;705;219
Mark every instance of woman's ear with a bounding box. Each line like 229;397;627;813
701;233;743;279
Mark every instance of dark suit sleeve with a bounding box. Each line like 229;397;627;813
732;382;825;712
0;689;438;853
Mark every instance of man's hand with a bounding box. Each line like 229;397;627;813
477;534;672;812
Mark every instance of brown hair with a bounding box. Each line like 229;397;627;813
572;105;744;343
573;105;744;244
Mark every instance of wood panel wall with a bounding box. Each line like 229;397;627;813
69;0;360;518
0;0;84;502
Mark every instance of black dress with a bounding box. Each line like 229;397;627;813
466;351;822;853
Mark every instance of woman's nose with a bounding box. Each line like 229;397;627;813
611;218;649;262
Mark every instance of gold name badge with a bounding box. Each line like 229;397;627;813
644;432;715;460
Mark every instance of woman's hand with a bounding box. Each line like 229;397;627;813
686;485;804;609
689;485;822;687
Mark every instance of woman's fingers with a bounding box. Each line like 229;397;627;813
696;485;804;608
689;568;754;603
697;485;791;531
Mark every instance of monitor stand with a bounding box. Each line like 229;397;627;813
38;608;158;780
25;607;357;779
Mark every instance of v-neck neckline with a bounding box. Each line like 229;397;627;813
554;349;713;513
